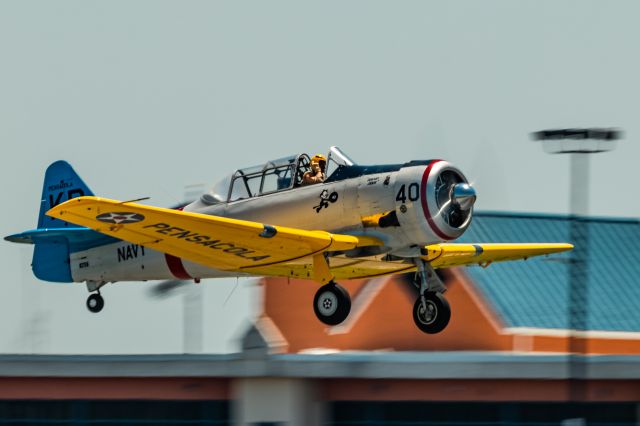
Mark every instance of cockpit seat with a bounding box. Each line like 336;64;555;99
277;176;291;190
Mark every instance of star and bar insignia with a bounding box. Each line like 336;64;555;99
95;212;145;224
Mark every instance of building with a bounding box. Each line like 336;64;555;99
1;212;639;425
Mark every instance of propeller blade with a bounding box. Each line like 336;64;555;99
148;279;188;299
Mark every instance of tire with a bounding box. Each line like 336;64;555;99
412;292;451;334
313;283;351;326
87;293;104;313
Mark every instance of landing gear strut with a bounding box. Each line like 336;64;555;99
412;260;451;334
313;282;351;325
86;292;104;313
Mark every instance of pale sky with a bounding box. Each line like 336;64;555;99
1;1;638;354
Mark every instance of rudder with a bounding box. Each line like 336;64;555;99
38;160;94;229
33;161;94;282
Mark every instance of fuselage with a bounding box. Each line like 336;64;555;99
69;159;475;284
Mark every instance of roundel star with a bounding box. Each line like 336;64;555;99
95;212;145;224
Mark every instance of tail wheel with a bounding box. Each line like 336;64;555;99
87;293;104;313
412;291;451;334
313;282;351;326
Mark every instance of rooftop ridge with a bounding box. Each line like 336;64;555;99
475;210;639;224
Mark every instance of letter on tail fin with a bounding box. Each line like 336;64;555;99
38;160;94;229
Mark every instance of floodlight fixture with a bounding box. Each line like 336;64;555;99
531;128;622;154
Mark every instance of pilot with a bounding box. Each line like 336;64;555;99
302;154;327;185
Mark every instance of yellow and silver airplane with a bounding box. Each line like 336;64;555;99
5;147;572;334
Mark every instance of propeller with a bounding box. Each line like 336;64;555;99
434;170;477;228
451;182;477;211
147;279;189;299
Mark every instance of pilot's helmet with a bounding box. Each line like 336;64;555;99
311;154;327;169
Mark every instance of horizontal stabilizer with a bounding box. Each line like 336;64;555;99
4;227;117;253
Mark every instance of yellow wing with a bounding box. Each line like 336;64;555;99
422;242;573;268
263;242;573;280
47;196;572;282
46;196;381;283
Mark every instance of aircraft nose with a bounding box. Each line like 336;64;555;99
451;183;477;210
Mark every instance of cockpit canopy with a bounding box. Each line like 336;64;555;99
203;146;356;204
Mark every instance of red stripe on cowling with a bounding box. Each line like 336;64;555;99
420;160;455;241
165;254;192;280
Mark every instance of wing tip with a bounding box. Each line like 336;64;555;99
45;195;103;219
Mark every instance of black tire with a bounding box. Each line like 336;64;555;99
87;293;104;313
313;283;351;326
412;292;451;334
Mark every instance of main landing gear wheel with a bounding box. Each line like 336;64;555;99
86;293;104;313
413;292;451;334
313;282;351;326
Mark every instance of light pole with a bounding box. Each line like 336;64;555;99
532;128;621;401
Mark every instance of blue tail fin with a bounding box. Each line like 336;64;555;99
4;161;103;282
34;161;94;282
38;160;94;229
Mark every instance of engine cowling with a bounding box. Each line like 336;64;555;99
393;160;476;245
